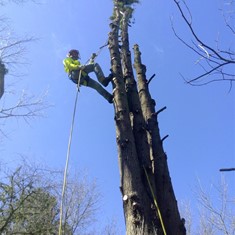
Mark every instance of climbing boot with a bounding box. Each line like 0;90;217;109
108;94;114;104
102;73;113;87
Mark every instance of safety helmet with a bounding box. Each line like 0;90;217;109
68;49;80;59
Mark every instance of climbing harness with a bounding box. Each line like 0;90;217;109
143;166;167;235
58;70;82;235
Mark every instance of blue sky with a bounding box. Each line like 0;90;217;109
1;0;234;233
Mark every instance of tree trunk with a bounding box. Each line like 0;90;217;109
0;61;6;99
134;44;186;235
108;1;186;234
108;8;157;234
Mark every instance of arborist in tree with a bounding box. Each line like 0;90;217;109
63;49;113;103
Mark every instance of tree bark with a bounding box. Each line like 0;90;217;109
0;61;6;99
134;44;186;235
120;7;160;234
108;1;186;234
108;5;158;234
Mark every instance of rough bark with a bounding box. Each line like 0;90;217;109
121;8;152;170
120;7;159;234
108;1;186;234
108;4;158;234
134;44;186;235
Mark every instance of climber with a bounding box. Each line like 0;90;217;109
63;49;113;103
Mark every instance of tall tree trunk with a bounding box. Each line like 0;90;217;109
108;1;186;234
108;6;157;234
134;44;186;235
120;6;160;234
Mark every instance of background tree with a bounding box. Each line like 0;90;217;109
180;177;235;235
108;1;185;234
0;161;99;234
172;0;235;87
0;0;48;139
0;0;38;5
0;60;7;99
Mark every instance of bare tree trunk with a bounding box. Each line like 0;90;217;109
0;61;6;99
121;7;152;170
134;44;186;235
108;1;186;234
108;6;157;235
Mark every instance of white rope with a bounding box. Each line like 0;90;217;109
58;70;82;235
58;41;107;233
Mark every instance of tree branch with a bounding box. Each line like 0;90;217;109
172;0;235;86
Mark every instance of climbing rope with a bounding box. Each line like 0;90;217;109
58;70;82;235
85;40;108;64
143;166;167;235
58;41;108;234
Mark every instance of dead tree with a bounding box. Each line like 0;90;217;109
108;1;186;234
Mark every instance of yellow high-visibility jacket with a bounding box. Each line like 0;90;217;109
63;57;81;74
63;57;87;77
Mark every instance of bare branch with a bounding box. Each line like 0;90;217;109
172;0;235;86
0;1;48;140
195;177;235;234
0;91;50;121
220;168;235;172
187;62;232;84
0;0;40;5
147;73;155;85
0;161;100;234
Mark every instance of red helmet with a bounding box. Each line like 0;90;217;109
68;49;80;59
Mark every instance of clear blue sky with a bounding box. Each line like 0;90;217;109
1;0;234;233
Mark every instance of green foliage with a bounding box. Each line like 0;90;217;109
13;188;59;234
0;167;61;234
0;163;98;235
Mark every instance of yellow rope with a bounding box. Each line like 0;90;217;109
58;70;82;235
143;166;167;235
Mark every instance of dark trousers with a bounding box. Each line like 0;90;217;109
69;70;113;103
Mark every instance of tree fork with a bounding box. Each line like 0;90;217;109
120;6;159;233
108;3;157;234
120;6;152;171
